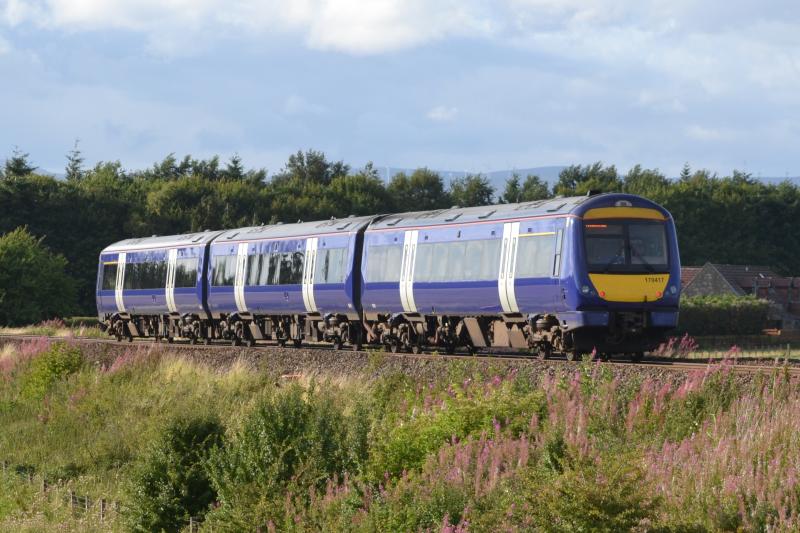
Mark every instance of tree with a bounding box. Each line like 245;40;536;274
519;174;552;202
328;162;393;215
387;168;451;211
679;163;692;181
125;415;224;532
449;174;495;207
622;165;670;196
499;174;522;203
0;227;76;325
273;149;349;186
65;139;85;181
4;147;36;178
224;153;245;181
553;162;622;196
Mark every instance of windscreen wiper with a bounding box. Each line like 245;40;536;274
629;245;656;273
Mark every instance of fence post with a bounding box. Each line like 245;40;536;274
85;496;89;513
68;490;74;510
99;498;106;522
41;476;47;492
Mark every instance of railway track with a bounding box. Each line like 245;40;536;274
2;333;799;376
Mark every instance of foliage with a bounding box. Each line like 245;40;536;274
0;227;76;326
3;342;800;531
20;342;83;400
124;415;224;532
449;174;494;207
205;383;367;528
678;294;770;335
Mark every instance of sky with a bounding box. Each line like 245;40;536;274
0;0;798;178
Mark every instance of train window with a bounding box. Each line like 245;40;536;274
552;230;564;277
175;257;198;288
629;224;667;266
415;239;501;282
124;261;167;289
246;253;264;286
211;255;237;286
476;239;501;280
101;263;117;290
277;251;304;285
314;248;347;284
515;234;556;278
365;245;402;282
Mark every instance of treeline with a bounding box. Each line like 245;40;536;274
2;146;800;315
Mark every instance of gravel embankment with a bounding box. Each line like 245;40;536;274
0;335;756;387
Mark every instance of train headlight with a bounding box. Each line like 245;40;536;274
669;285;677;295
581;285;591;295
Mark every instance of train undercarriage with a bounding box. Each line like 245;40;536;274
102;309;669;360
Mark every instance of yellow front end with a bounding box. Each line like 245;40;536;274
588;273;669;302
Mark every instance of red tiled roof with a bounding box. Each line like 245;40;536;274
680;267;701;287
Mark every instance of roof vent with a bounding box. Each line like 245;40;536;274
297;219;303;223
586;189;602;196
151;234;157;237
451;205;460;209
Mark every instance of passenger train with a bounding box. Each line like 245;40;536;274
96;193;681;360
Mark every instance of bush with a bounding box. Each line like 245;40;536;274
678;294;770;335
20;342;82;400
125;415;224;532
206;383;358;528
0;227;76;326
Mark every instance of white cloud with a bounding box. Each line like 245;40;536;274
0;34;9;54
427;105;458;121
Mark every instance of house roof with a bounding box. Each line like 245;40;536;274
680;266;702;287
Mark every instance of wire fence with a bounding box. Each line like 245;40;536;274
0;459;207;530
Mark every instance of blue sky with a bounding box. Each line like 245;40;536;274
0;0;798;177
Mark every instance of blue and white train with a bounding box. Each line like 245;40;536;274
97;193;681;359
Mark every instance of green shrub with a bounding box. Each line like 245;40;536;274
678;294;770;335
206;383;356;528
20;342;82;399
124;415;224;533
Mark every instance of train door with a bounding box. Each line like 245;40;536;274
115;252;127;314
399;230;419;313
498;222;520;313
165;249;178;314
302;237;319;313
234;243;249;314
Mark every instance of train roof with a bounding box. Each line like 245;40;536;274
101;230;224;253
366;195;595;230
214;215;375;242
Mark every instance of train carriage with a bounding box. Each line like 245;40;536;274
96;231;221;341
205;216;373;347
360;193;680;358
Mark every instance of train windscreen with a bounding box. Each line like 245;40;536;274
584;221;668;273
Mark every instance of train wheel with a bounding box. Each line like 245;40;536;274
332;338;343;351
278;339;287;347
630;352;644;363
352;342;363;352
127;336;133;343
411;344;423;355
115;333;122;342
536;345;551;360
565;351;576;362
189;337;197;345
204;338;212;345
292;339;302;348
444;343;455;355
389;342;400;353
